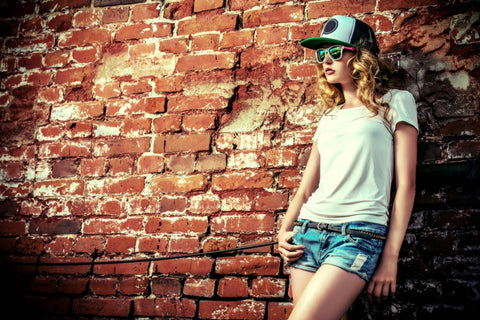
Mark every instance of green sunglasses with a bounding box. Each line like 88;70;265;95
316;45;356;63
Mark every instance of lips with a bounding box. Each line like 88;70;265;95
324;68;335;75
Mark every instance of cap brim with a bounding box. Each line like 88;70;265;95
300;37;354;49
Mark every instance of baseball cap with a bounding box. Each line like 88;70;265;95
301;15;378;53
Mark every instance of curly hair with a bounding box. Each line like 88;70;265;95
316;41;397;118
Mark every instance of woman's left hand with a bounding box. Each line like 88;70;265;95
367;253;398;302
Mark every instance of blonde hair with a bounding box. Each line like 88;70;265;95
316;46;396;118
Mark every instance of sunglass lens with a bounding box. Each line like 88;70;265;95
329;46;342;60
317;49;326;63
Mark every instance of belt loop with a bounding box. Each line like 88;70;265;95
341;223;348;236
301;220;308;234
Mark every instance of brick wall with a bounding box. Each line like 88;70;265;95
0;0;478;319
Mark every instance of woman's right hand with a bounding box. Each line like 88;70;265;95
278;230;305;264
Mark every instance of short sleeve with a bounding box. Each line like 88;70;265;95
386;90;419;133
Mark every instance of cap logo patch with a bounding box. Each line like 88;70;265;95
322;18;338;35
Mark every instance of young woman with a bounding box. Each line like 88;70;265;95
278;15;418;320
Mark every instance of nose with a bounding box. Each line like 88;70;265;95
324;52;333;64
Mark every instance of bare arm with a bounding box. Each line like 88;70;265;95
367;122;418;300
278;142;320;263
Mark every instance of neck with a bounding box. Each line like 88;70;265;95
341;83;362;109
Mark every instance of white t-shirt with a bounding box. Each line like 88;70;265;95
298;89;418;226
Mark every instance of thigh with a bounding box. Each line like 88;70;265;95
289;266;315;304
289;264;366;320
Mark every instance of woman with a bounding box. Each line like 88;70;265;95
278;15;418;320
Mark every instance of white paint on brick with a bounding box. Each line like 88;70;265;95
94;124;121;137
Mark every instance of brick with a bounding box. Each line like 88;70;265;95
183;113;216;131
194;0;224;12
18;53;43;70
216;132;273;151
115;23;154;41
138;236;168;253
29;219;82;235
212;171;274;190
40;0;90;13
59;28;111;47
33;179;84;197
211;214;275;233
196;153;227;172
129;42;155;58
188;193;221;214
106;235;135;253
149;174;207;193
265;148;298;168
278;169;301;189
72;47;99;63
89;278;117;295
73;298;131;317
151;277;182;296
307;0;376;18
220;192;254;211
138;96;166;113
94;258;149;275
145;216;208;234
119;276;149;295
229;0;258;11
5;33;55;53
183;278;215;297
240;44;301;69
51;101;103;121
39;140;91;158
378;0;439;11
288;63;317;80
30;277;57;293
46;12;73;32
154;75;183;92
268;302;293;320
52;159;78;178
131;3;160;21
153;22;173;37
121;79;152;95
58;278;89;294
215;255;281;276
256;26;288;45
73;10;100;28
102;6;129;24
38;256;91;274
166;153;195;174
37;87;63;103
178;13;237;35
0;220;26;236
251;277;286;298
244;5;303;27
86;176;145;194
165;133;211;153
168;94;229;112
154;257;214;276
93;137;150;157
169;235;200;253
228;152;263;169
198;300;266;320
93;81;121;99
176;53;236;72
121;118;151;136
137;154;165;174
74;236;105;254
0;161;24;181
80;158;106;177
99;198;123;216
221;30;254;48
153;114;182;133
192;33;220;51
134;298;197;317
84;217;144;234
217;277;249;297
254;190;288;211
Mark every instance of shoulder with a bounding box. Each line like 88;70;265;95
384;89;416;107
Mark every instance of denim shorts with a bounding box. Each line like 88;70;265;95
290;219;387;282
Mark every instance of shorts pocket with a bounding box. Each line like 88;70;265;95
345;235;383;254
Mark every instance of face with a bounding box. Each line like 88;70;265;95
319;46;356;86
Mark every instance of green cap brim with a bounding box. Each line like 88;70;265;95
300;37;354;49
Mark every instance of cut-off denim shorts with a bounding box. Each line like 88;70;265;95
290;219;387;282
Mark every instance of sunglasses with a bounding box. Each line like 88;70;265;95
315;45;356;63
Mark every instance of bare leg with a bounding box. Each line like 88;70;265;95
290;267;315;304
289;264;366;320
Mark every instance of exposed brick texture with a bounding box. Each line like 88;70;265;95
0;0;479;319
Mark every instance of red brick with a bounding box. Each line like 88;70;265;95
89;278;117;295
46;12;73;31
115;23;154;41
137;154;164;174
244;5;303;27
265;148;298;168
128;42;155;58
154;75;183;92
165;133;211;153
251;277;286;298
30;277;57;293
33;179;84;197
257;26;288;45
169;235;200;253
134;298;197;317
215;255;281;276
93;137;150;157
198;300;266;320
72;47;99;63
38;256;90;274
138;96;166;113
51;101;103;121
240;44;301;68
73;298;131;317
176;52;235;72
80;158;106;177
52;159;78;178
59;28;111;47
160;197;187;212
38;87;63;103
192;33;220;51
131;3;160;21
5;33;55;52
18;53;43;70
268;302;293;320
145;216;208;234
212;171;274;190
93;81;121;99
121;118;151;136
0;182;31;198
183;113;216;131
86;176;145;194
278;169;301;188
290;23;323;41
149;174;208;193
178;13;237;35
0;220;26;236
138;236;168;253
229;0;258;11
194;0;224;12
121;79;153;95
73;10;100;28
102;6;129;24
39;140;91;158
166;154;195;173
154;257;214;275
288;63;317;80
218;277;249;297
17;236;44;255
58;278;89;294
307;0;376;18
94;259;149;275
153;114;182;133
221;30;254;48
196;153;227;172
151;277;182;296
188;193;221;214
184;278;216;297
211;214;275;233
168;94;229;112
45;50;70;68
119;276;149;295
378;0;439;11
74;236;105;254
100;198;123;216
84;217;143;234
153;135;166;153
40;0;90;13
153;22;173;37
0;161;23;181
254;190;289;211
